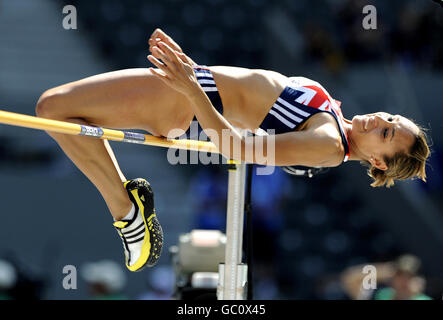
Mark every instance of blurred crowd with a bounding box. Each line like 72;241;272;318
0;256;175;300
57;0;443;73
294;0;443;75
0;243;436;300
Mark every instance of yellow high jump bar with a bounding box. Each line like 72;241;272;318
0;109;220;153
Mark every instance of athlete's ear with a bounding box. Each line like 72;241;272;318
369;156;387;171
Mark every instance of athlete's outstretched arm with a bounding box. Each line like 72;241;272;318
148;42;341;167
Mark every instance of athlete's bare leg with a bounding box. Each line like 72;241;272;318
36;68;193;220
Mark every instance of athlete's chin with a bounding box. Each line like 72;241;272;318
351;115;366;133
351;116;361;133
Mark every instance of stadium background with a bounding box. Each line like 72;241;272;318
0;0;442;299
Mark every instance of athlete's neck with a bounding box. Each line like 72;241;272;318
343;118;367;162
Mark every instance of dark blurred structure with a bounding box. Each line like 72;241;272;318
169;229;224;300
0;255;47;300
188;166;227;231
0;0;442;299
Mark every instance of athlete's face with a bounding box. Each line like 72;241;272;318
351;112;418;170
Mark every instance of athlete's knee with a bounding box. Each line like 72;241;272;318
35;89;66;120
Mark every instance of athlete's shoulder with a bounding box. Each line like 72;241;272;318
288;76;320;87
304;113;345;167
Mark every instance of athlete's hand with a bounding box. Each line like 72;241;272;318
148;28;196;66
149;28;182;53
148;42;201;97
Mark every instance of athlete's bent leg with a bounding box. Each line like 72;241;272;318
36;103;132;220
35;68;192;220
35;68;193;270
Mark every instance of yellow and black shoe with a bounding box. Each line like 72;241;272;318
113;178;163;271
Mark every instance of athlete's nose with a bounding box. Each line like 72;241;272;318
366;115;378;131
375;114;394;127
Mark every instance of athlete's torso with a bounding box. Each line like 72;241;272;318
208;65;350;162
210;66;342;132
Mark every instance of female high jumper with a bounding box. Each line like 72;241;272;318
35;29;430;271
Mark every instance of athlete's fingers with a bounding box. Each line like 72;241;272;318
150;43;198;95
152;29;183;52
158;45;195;82
157;42;177;65
149;64;195;96
149;67;167;78
158;41;181;66
149;29;183;56
149;38;161;55
147;55;173;78
148;28;163;48
149;37;161;47
149;67;172;86
149;28;161;43
164;36;183;53
154;28;166;39
148;38;155;48
176;52;193;65
148;54;182;83
178;52;197;66
151;28;163;40
151;46;174;68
